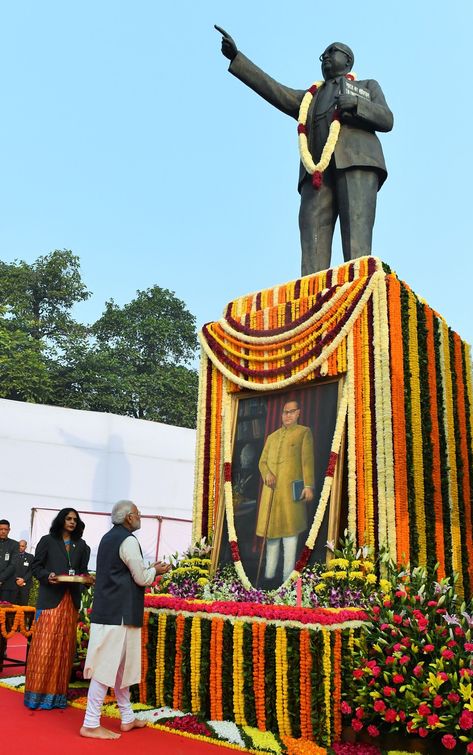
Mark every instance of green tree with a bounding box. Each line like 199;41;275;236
58;286;199;428
0;250;89;401
0;311;52;402
0;249;90;348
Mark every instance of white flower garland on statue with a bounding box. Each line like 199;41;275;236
297;74;356;188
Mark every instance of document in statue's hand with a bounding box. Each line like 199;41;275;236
292;479;304;502
341;78;371;100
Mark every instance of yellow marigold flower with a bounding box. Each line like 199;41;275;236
348;571;364;580
351;560;362;568
335;571;348;580
379;579;392;593
321;571;335;579
314;582;326;592
332;558;350;568
197;578;208;585
366;573;377;584
363;561;375;573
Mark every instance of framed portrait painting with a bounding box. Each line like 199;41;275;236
212;377;345;589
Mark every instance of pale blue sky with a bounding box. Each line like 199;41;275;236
1;2;472;347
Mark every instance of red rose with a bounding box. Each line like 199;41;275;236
459;710;473;730
438;672;448;681
448;692;460;703
399;654;410;664
351;719;363;732
464;642;473;651
427;714;439;726
423;644;435;652
384;709;397;722
418;727;428;738
386;655;395;664
441;734;457;750
467;743;473;753
393;614;403;624
427;600;438;606
418;703;431;716
355;707;364;720
442;649;455;660
373;700;386;712
455;626;464;636
341;701;352;715
413;665;423;677
433;694;443;708
383;686;396;696
367;725;380;738
353;668;364;679
392;673;404;684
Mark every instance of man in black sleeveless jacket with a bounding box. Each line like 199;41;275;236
80;500;170;740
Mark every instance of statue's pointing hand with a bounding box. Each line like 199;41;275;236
214;25;238;61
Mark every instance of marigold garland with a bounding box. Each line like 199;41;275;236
155;612;167;706
252;621;266;730
407;290;427;565
190;616;202;712
439;320;463;593
0;606;35;639
299;629;313;740
275;625;291;736
173;613;185;709
322;629;332;744
232;621;247;726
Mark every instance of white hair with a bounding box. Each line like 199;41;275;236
111;499;135;525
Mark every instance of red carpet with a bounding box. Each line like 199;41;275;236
1;638;250;754
0;686;253;754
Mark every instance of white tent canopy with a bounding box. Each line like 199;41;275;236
0;399;195;559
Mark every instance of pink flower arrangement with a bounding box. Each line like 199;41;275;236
346;564;473;750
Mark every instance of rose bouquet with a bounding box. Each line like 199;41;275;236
346;563;473;752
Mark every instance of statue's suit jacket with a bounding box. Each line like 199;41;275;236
229;53;393;192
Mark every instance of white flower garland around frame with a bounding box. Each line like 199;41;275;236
221;376;349;591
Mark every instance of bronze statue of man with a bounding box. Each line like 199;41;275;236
215;26;393;276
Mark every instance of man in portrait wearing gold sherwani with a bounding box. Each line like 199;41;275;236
257;399;315;584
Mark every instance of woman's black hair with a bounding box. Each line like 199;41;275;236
49;508;85;540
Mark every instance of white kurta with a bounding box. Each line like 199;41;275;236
83;536;156;689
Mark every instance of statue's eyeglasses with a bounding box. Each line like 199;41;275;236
319;46;349;62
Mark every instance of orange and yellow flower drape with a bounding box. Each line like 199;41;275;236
192;256;473;597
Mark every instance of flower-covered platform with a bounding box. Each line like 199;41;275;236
140;595;367;748
194;256;473;596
